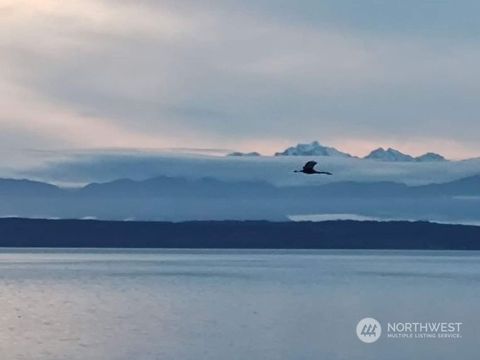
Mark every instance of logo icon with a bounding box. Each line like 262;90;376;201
356;318;382;343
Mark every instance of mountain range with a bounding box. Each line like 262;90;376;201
364;148;446;162
230;141;448;162
0;175;479;222
4;174;479;198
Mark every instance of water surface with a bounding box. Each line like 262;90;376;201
0;249;478;360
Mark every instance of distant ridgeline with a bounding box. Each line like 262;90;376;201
0;218;479;249
0;175;479;222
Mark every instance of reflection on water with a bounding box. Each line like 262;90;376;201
0;249;478;360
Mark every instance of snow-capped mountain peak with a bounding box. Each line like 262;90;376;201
274;141;352;157
365;148;447;162
364;148;415;162
416;152;446;162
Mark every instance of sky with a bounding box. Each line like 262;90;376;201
2;0;480;165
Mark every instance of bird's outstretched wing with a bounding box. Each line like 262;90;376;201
303;161;317;172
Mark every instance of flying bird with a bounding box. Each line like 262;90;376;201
294;161;332;175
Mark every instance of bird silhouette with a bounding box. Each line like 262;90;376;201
294;161;332;175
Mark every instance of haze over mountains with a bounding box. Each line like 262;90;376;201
19;150;480;188
6;174;476;198
230;141;448;162
3;144;479;224
1;174;480;224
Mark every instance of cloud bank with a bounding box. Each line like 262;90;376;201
21;152;480;187
1;0;480;164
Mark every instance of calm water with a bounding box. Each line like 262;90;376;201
0;249;479;360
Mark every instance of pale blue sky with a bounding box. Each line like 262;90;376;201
1;0;480;162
